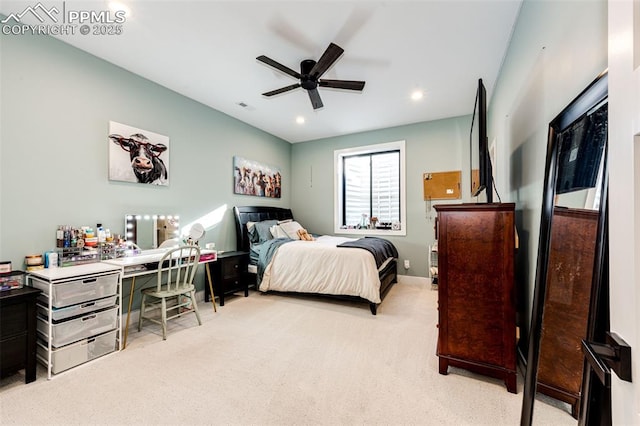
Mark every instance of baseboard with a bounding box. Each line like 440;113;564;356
396;274;430;286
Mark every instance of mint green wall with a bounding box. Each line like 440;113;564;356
0;32;291;297
1;0;607;318
487;0;607;343
291;116;473;277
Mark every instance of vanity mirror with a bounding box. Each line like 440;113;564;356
124;214;180;250
521;71;608;424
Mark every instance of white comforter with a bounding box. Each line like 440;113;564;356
259;235;383;303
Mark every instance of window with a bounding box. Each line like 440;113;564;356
334;140;406;236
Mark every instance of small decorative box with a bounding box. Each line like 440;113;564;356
0;270;25;291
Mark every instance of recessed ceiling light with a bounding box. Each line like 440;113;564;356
296;116;305;124
411;90;424;101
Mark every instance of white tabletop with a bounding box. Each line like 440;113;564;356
27;262;121;281
102;248;216;278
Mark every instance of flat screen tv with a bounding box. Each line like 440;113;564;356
470;78;493;203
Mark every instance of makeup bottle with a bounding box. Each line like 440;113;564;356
56;226;64;248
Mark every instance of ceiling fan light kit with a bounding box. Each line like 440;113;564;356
257;42;366;110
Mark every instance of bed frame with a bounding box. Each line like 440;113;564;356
233;205;397;315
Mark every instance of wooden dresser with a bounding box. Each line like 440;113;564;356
434;203;517;393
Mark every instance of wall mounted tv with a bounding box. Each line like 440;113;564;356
470;78;493;203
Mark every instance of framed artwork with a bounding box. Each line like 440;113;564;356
108;121;170;186
233;156;281;198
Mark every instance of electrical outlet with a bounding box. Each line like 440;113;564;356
404;259;410;269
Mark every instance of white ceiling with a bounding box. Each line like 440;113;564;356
1;0;522;143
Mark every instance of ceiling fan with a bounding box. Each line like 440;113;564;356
257;43;366;110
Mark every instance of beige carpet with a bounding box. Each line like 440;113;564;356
0;276;574;425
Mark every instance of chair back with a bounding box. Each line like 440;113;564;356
156;245;201;292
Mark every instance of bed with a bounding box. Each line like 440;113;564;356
233;206;398;315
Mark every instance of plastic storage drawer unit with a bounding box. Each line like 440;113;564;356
37;329;117;374
31;273;118;308
37;306;118;347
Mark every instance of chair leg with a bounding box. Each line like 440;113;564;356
191;290;202;326
138;293;146;332
161;297;167;340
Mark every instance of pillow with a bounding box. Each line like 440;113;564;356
278;219;292;224
270;224;289;239
248;219;278;243
278;220;304;240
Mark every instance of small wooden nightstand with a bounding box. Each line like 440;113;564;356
205;251;249;306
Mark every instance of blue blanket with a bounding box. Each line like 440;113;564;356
337;237;398;268
257;237;294;284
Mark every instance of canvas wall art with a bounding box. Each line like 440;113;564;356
108;121;170;186
233;156;281;198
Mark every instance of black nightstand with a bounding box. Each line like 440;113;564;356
0;286;41;383
205;251;250;306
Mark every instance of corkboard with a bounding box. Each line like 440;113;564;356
423;170;461;200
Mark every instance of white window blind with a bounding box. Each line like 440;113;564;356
343;151;400;227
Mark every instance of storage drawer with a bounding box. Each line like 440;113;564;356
221;277;245;294
31;273;118;308
1;334;27;374
38;295;118;321
37;306;118;347
0;301;28;338
37;329;117;374
221;258;246;280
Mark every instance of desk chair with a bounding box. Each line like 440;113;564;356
138;245;202;340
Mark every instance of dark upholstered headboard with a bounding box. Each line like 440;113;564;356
233;206;294;252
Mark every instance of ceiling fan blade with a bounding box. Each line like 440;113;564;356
256;55;301;79
262;83;301;97
307;88;324;109
309;43;344;79
319;79;366;91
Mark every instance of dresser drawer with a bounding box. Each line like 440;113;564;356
0;334;27;374
38;295;118;321
38;329;117;374
0;301;29;338
37;306;118;347
220;276;245;293
220;258;246;280
31;273;118;308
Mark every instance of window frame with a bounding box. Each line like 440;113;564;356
334;140;406;236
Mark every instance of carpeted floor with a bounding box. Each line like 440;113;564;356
0;276;575;425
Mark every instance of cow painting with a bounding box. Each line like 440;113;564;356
108;122;170;186
232;156;281;198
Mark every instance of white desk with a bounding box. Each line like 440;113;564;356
104;248;217;349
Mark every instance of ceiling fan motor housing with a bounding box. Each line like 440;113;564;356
300;59;317;90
